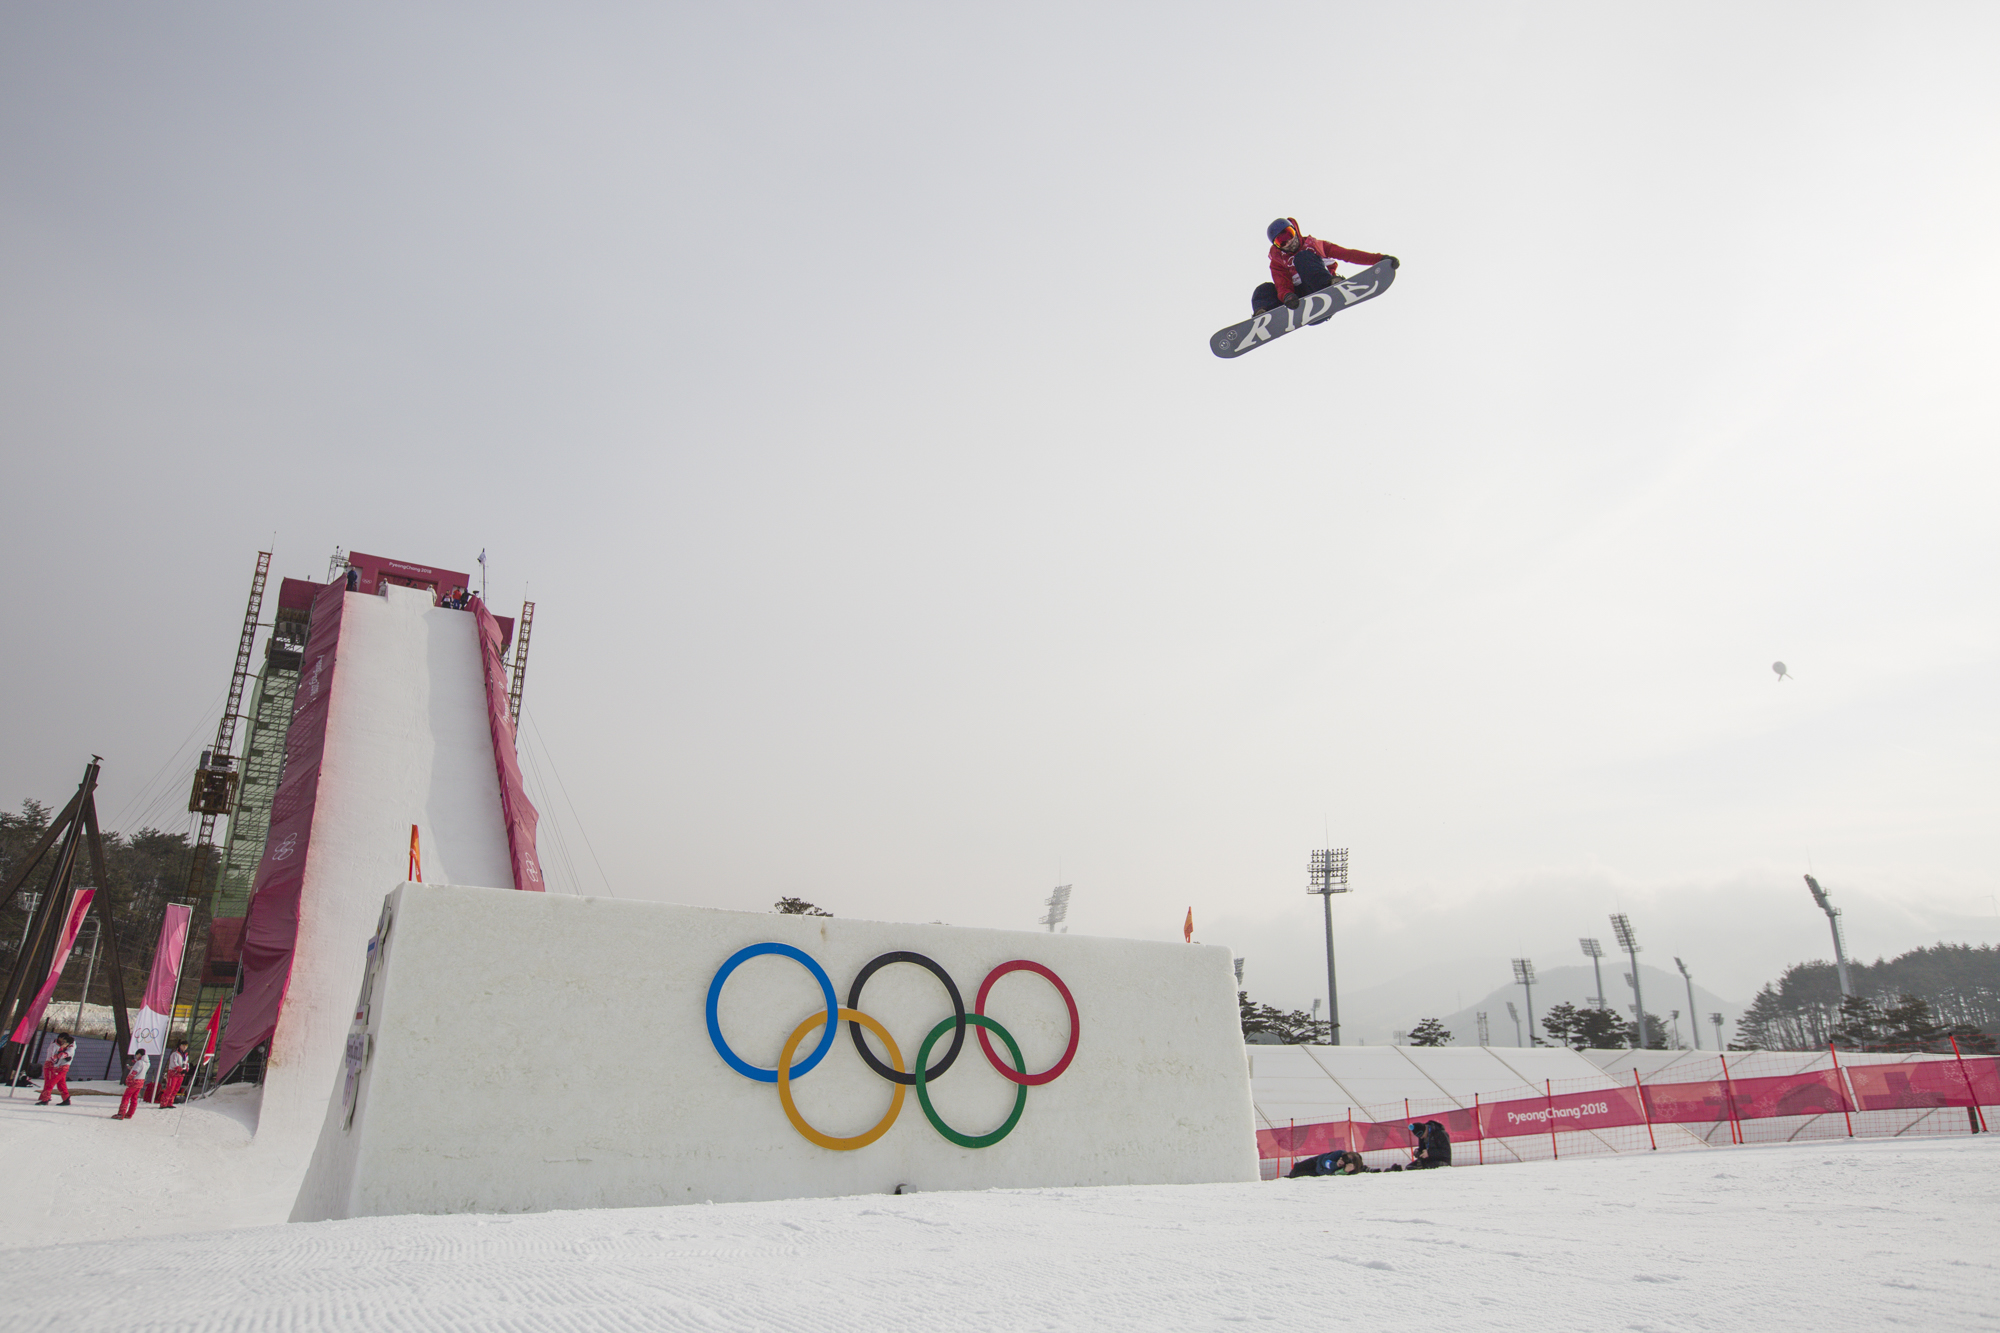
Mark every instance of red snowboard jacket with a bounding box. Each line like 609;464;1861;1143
1270;233;1387;300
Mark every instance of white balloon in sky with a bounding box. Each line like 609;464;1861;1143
1772;661;1792;681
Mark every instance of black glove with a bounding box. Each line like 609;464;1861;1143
1383;255;1400;270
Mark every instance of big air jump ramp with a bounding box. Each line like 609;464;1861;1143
216;579;1257;1220
217;581;540;1163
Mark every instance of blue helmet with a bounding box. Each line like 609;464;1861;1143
1267;217;1299;244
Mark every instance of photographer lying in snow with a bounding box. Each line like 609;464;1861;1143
1286;1151;1377;1177
1286;1121;1453;1178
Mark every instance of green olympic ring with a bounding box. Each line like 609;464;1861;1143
914;1013;1028;1149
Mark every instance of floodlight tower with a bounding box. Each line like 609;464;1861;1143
1039;884;1072;933
1580;938;1607;1009
1477;1011;1490;1046
1674;957;1702;1049
1610;913;1645;1049
1804;875;1855;998
1710;1012;1725;1049
1505;1000;1522;1047
1308;848;1350;1045
1512;958;1538;1047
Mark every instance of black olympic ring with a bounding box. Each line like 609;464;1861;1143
845;951;966;1086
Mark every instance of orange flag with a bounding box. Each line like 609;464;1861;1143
1183;907;1194;943
408;824;423;883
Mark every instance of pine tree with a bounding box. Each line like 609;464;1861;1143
1736;945;1999;1050
1829;994;1886;1050
773;897;832;916
1877;994;1946;1050
1542;1002;1580;1048
1572;1007;1628;1049
1238;991;1329;1044
1408;1017;1451;1046
1623;1012;1670;1050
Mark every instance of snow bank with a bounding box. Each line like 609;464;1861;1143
0;1086;301;1248
292;884;1258;1220
7;1135;1995;1331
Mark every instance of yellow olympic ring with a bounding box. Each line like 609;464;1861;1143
776;1007;905;1151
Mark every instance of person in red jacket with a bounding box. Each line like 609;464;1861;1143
115;1051;148;1119
1252;217;1396;315
36;1033;74;1106
155;1040;190;1109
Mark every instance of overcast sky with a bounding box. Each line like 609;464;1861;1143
4;4;1996;1040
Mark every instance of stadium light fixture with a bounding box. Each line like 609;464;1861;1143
1476;1011;1490;1047
1804;875;1855;997
1505;1000;1522;1047
1308;848;1350;1045
1512;958;1537;1047
1710;1012;1725;1049
1580;938;1607;1010
1610;913;1645;1050
1674;956;1702;1049
1039;885;1071;934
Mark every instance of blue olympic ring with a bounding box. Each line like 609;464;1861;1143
705;942;840;1083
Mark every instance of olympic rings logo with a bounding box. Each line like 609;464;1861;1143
705;943;1079;1151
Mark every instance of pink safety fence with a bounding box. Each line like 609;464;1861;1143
1259;1047;1998;1178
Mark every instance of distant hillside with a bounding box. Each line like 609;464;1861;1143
1411;963;1743;1050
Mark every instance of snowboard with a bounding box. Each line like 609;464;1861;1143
1209;257;1398;359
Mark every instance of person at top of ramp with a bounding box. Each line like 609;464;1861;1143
1251;218;1395;316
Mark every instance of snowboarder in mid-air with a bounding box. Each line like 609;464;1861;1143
1252;217;1395;315
1210;217;1400;358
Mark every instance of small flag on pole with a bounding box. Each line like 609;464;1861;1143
1184;907;1194;943
408;824;423;883
200;998;221;1065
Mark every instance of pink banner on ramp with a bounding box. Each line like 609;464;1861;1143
470;596;543;893
216;577;349;1076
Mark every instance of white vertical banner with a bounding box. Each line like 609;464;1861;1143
129;903;193;1058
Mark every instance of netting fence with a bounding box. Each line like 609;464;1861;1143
1258;1046;1997;1178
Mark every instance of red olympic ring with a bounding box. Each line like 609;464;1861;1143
974;960;1079;1086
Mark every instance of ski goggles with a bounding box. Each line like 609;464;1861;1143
1271;226;1299;248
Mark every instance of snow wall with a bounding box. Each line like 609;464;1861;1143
224;584;525;1159
292;884;1259;1220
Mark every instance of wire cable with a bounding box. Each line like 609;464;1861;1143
523;706;618;898
105;684;230;834
518;738;583;896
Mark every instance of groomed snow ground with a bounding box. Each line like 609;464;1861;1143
2;1086;1994;1333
